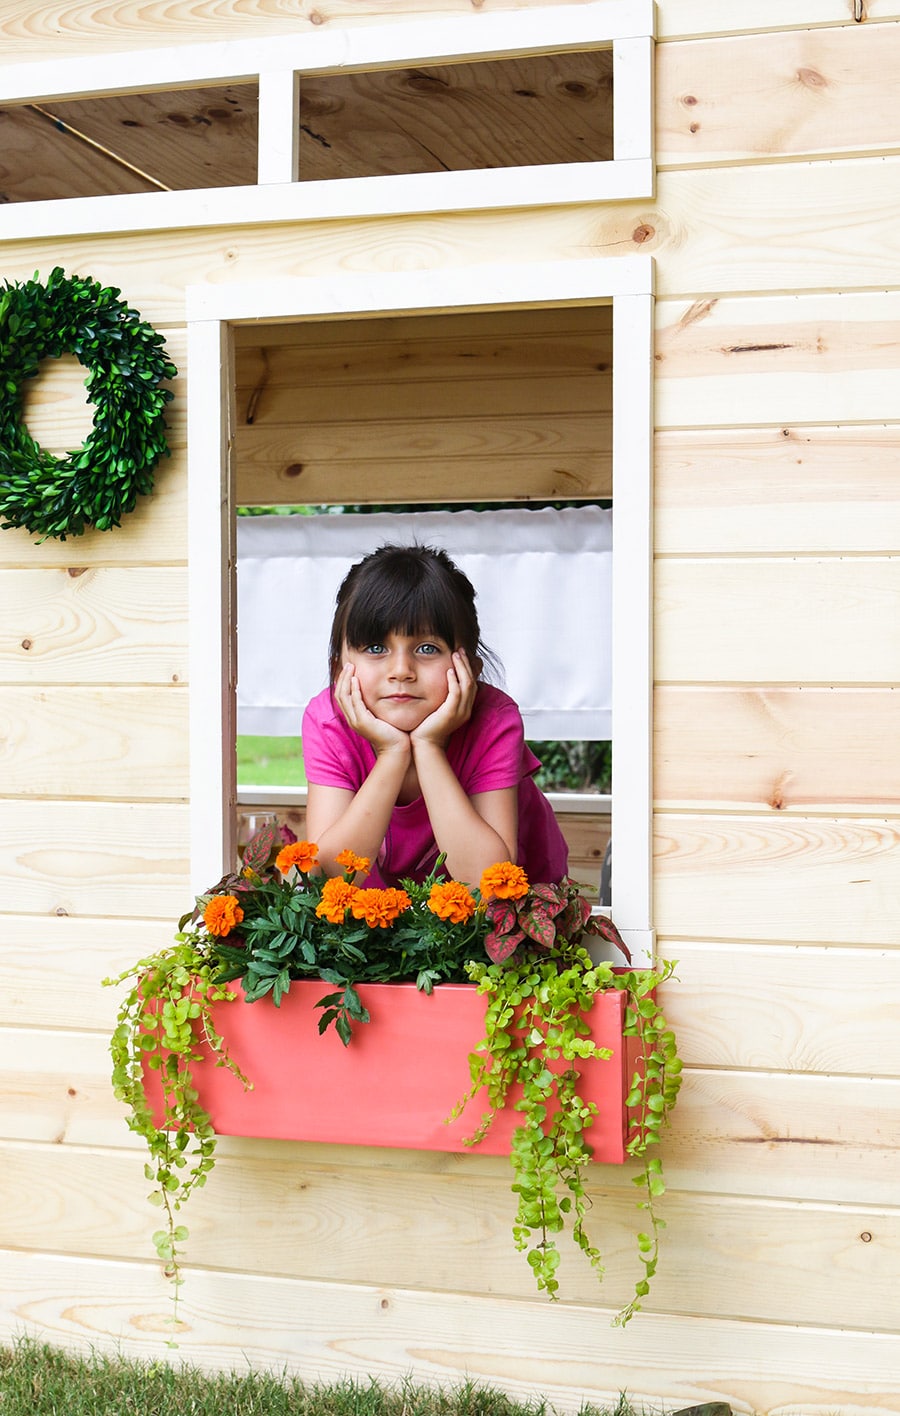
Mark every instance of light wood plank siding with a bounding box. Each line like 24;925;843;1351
2;5;900;1412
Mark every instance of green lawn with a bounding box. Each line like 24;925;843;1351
237;735;306;787
0;1339;639;1416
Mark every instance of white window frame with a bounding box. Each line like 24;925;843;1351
186;255;655;963
0;0;654;240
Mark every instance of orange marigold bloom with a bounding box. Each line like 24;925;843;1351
479;861;529;902
203;894;244;937
427;879;476;924
350;887;411;929
335;848;370;875
276;840;318;875
315;877;358;924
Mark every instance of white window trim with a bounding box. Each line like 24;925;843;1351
0;0;654;241
186;254;655;964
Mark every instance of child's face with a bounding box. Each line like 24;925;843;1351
342;630;456;732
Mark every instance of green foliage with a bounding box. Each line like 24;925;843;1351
528;740;611;794
0;266;176;540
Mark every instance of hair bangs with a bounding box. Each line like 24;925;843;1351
343;572;457;651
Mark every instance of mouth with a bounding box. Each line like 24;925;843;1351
384;694;417;702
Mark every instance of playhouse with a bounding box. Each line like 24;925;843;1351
2;1;900;1411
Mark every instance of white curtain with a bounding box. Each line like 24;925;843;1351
237;506;611;741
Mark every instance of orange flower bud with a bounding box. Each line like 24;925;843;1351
335;849;370;876
315;877;359;924
427;880;476;924
275;841;318;875
479;861;529;902
203;894;244;937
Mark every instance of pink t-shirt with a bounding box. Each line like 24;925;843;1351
302;683;569;887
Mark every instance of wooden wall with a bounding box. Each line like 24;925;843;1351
2;3;900;1413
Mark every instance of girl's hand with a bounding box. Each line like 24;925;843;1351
411;649;477;749
334;663;411;757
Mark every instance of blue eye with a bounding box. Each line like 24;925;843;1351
363;644;387;655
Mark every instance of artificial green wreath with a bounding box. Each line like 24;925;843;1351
0;266;177;541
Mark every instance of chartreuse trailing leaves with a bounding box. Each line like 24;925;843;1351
105;939;249;1336
0;267;176;540
451;949;681;1323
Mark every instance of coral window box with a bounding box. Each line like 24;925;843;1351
147;980;633;1162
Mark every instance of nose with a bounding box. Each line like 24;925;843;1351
388;647;416;680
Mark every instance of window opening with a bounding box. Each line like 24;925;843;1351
232;304;614;903
187;256;653;960
295;49;613;182
0;83;257;202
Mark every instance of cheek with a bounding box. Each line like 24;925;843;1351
428;664;452;700
353;665;378;704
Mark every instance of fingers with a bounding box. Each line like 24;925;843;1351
336;662;410;754
450;649;477;715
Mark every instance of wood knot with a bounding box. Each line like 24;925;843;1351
20;638;32;650
67;566;87;577
285;463;305;479
797;67;828;89
632;224;655;245
682;94;698;106
405;71;450;93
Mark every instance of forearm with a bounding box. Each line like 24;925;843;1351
412;741;515;885
311;749;409;877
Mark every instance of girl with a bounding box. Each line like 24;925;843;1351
303;544;569;888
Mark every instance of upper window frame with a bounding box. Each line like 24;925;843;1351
0;0;655;239
185;254;655;964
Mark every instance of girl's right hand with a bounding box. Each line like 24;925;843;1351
334;663;411;756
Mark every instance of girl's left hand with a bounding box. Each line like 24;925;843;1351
411;649;477;749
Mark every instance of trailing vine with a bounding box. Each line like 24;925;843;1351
453;949;681;1323
0;266;176;540
106;939;248;1332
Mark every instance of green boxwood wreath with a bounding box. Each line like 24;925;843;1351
0;266;177;541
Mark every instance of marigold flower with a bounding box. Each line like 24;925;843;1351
315;877;359;924
335;848;370;876
427;879;476;924
350;887;411;929
203;894;244;937
276;840;318;875
479;861;529;902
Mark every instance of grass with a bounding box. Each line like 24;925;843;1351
0;1338;639;1416
237;735;306;788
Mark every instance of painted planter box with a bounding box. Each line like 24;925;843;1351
148;980;633;1162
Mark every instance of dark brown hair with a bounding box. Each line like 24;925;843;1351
328;543;496;683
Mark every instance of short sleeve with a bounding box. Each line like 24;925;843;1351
301;689;369;790
450;687;537;795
